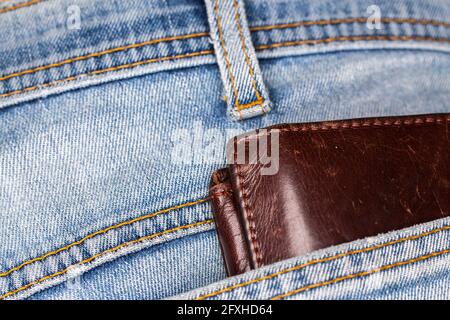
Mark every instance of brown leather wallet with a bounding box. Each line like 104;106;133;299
209;114;450;276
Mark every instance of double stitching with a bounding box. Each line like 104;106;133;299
196;223;450;299
235;115;450;143
1;18;448;86
250;17;450;32
272;247;450;299
0;50;214;98
255;35;450;51
0;19;449;99
214;0;264;115
231;0;264;111
235;166;263;267
0;197;209;278
0;33;210;83
0;219;214;300
1;35;449;100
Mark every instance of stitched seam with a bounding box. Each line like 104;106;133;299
0;18;448;84
0;50;214;98
255;35;450;50
0;0;41;14
272;247;450;300
214;0;242;117
237;166;263;268
1;35;449;99
235;115;450;145
250;17;450;32
0;32;210;82
0;219;214;300
232;0;264;112
196;223;450;299
0;197;209;278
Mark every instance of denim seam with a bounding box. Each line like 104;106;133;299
250;17;450;32
214;0;240;117
0;197;209;278
0;50;214;98
1;35;449;100
255;35;450;51
231;0;264;110
236;115;450;142
272;247;450;300
206;0;271;120
0;18;450;86
213;0;265;118
0;32;210;83
196;223;450;299
1;18;448;87
0;18;449;99
0;219;214;300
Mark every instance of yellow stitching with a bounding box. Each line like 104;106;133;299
232;0;264;113
272;247;450;300
214;0;242;117
236;99;265;109
1;36;449;100
0;18;448;84
214;0;264;113
0;32;210;82
0;197;210;278
195;224;450;299
0;0;41;14
250;17;450;32
255;35;450;50
0;219;214;300
0;50;214;98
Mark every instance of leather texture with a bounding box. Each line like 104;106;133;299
210;114;450;276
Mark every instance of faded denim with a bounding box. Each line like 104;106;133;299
0;0;449;300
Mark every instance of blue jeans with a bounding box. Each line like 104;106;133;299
0;0;449;300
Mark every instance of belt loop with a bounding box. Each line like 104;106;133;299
204;0;272;120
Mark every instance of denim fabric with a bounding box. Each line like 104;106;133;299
29;231;224;300
0;0;449;300
204;0;272;119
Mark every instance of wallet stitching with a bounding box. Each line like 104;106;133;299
232;0;265;112
237;165;263;268
235;115;450;145
278;115;450;132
